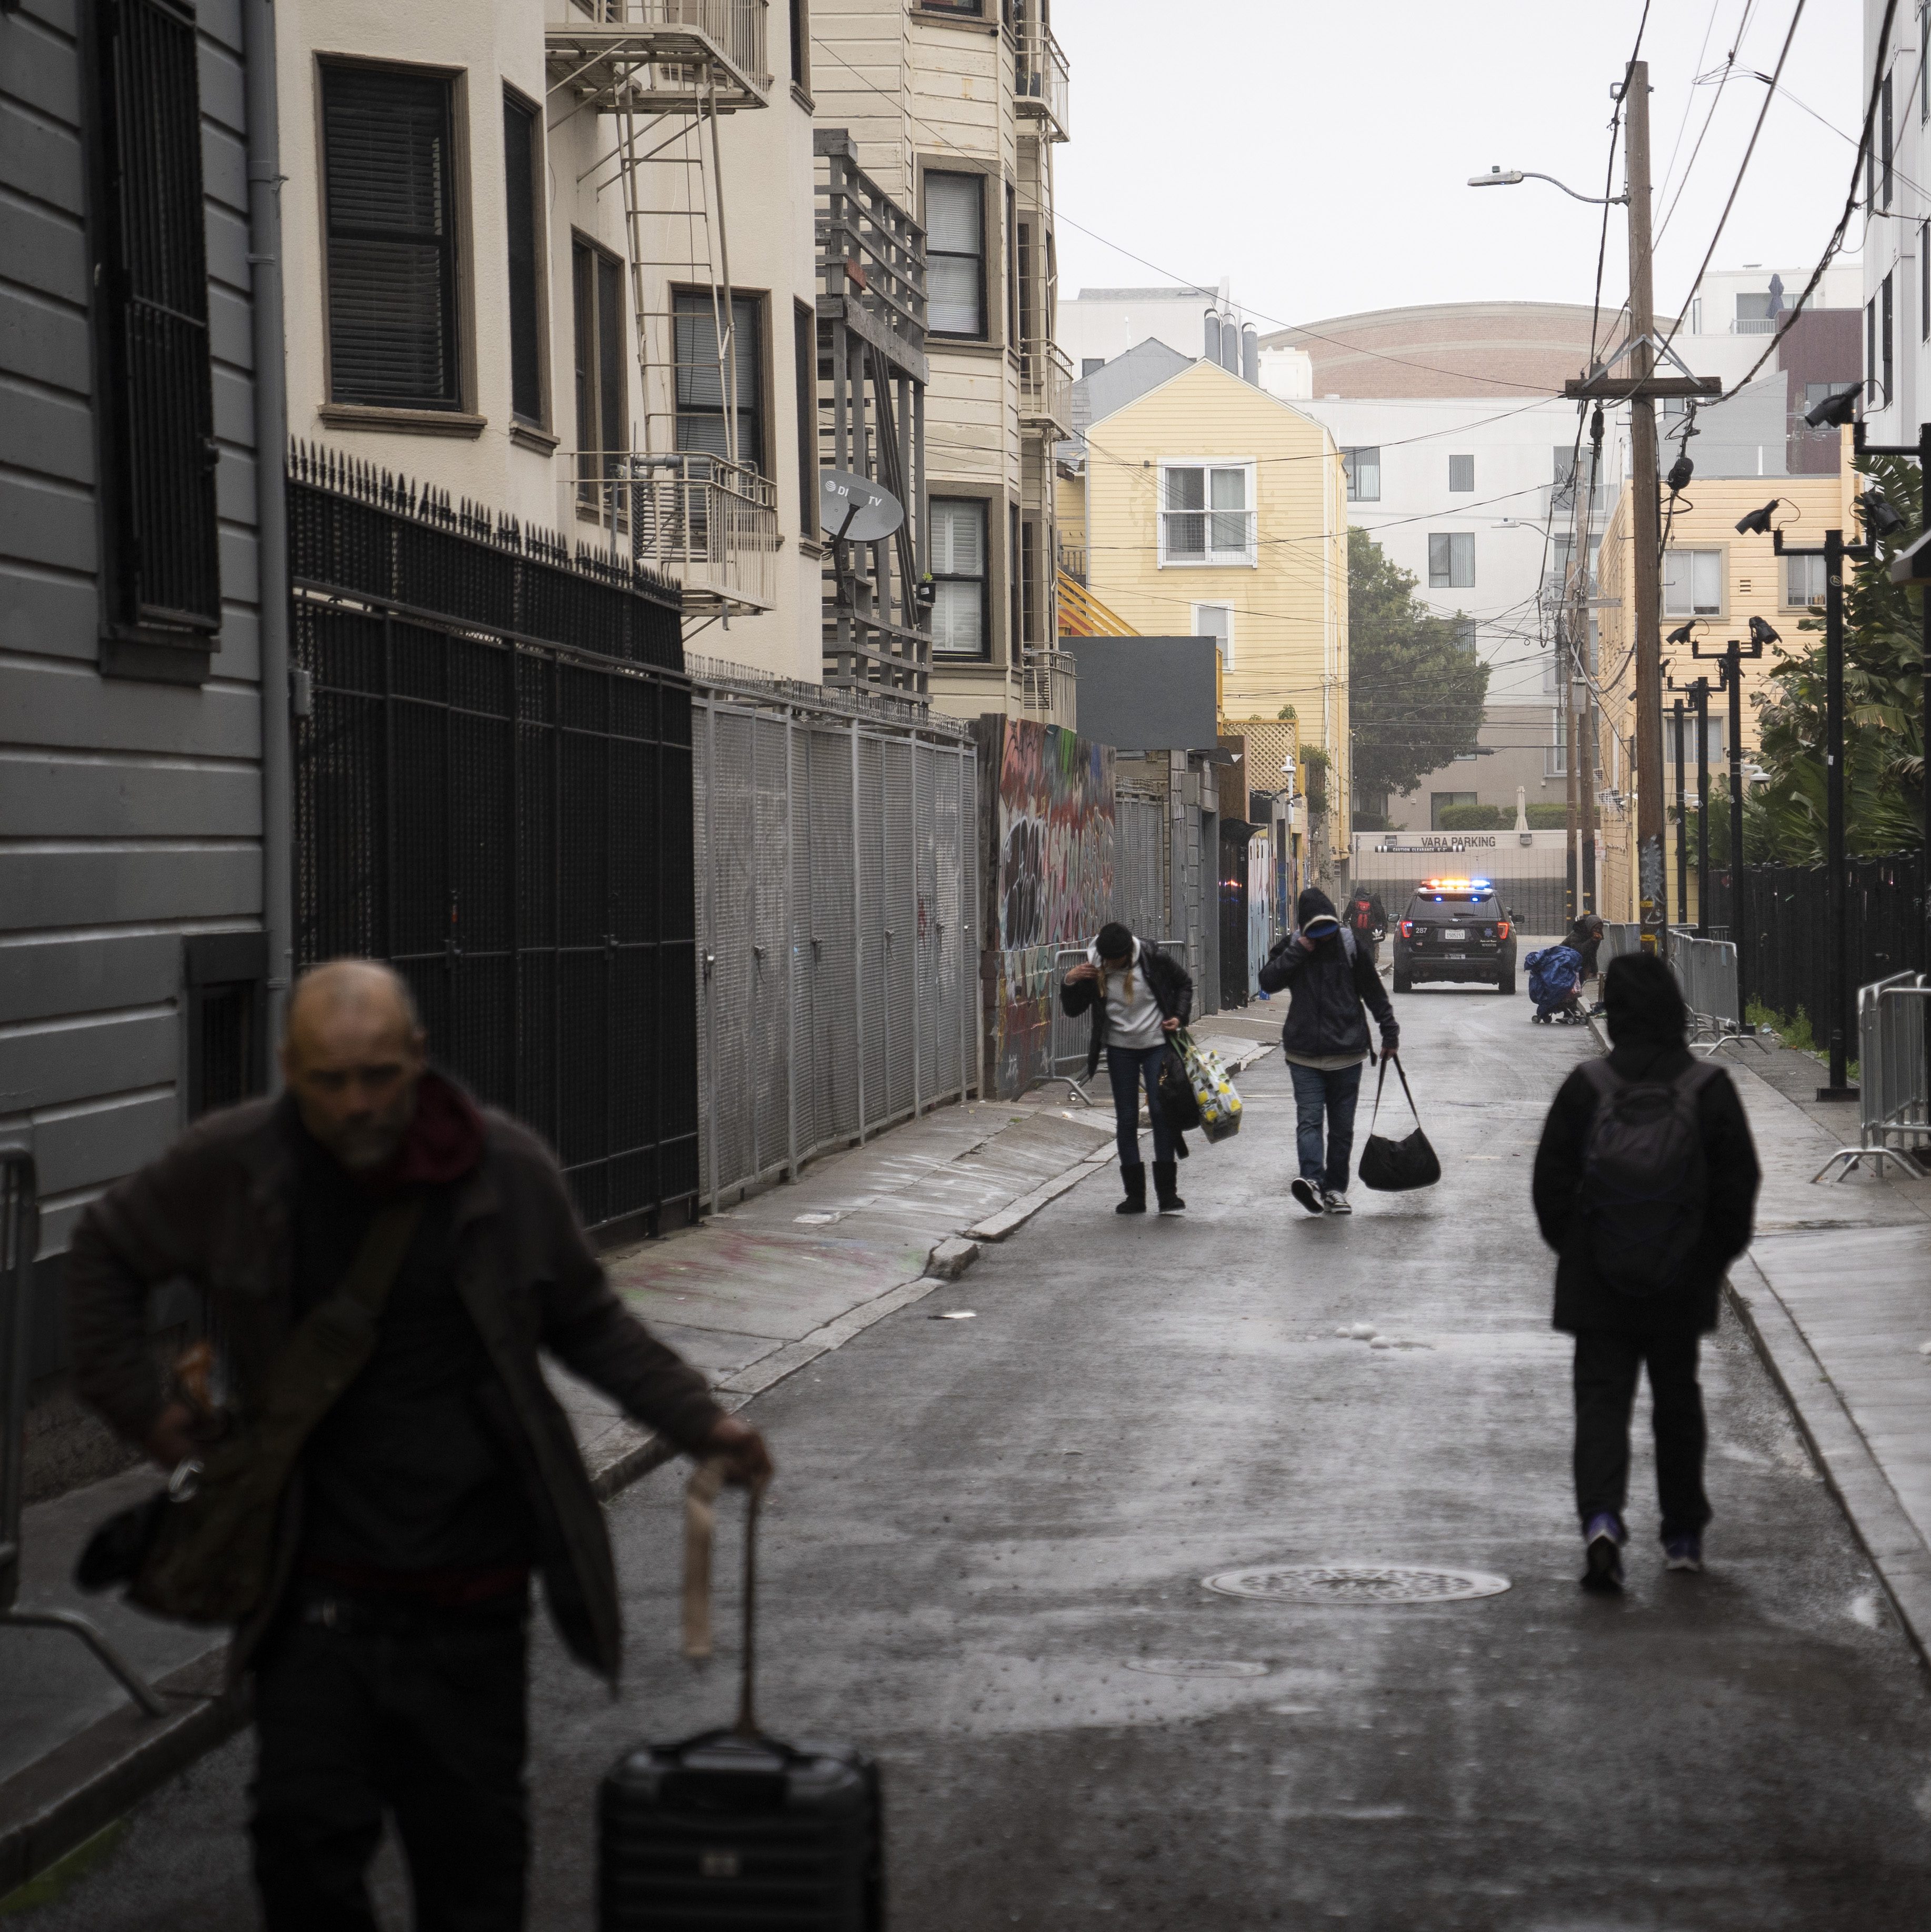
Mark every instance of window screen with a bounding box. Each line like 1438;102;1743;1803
1448;453;1474;492
930;498;988;656
504;95;543;425
1662;550;1723;616
89;0;222;641
1428;532;1475;588
323;66;460;410
675;292;764;473
1162;465;1253;563
1343;446;1380;501
926;173;986;336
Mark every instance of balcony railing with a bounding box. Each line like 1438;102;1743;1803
1022;648;1077;728
1020;338;1073;435
545;0;770;115
1542;480;1617;523
1014;8;1069;141
575;451;778;612
815;130;928;381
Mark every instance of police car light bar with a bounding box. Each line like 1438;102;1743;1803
1418;877;1494;892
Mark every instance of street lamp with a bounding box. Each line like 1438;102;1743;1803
1467;164;1628;206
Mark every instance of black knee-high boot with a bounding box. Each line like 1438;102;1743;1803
1153;1160;1185;1214
1117;1164;1147;1214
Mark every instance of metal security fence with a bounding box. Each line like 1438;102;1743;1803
1115;791;1165;939
690;661;978;1208
1817;974;1931;1180
291;449;699;1231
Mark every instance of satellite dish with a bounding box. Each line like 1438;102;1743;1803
820;471;904;543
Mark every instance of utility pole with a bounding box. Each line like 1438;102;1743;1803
1579;406;1605;918
1563;617;1580;924
1565;62;1718;941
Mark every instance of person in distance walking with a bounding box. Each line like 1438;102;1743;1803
1532;953;1760;1592
1257;887;1399;1217
1061;921;1192;1216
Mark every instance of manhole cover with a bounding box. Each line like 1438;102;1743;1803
1124;1658;1269;1679
1202;1565;1511;1605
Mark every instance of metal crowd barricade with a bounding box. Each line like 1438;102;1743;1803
0;1149;166;1717
1667;929;1772;1058
1598;922;1642;966
1815;973;1931;1182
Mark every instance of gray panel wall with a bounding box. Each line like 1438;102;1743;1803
0;0;265;1415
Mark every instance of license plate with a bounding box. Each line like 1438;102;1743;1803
1442;927;1466;940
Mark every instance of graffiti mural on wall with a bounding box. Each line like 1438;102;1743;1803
985;720;1117;1097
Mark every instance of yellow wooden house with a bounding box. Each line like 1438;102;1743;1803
1056;357;1350;873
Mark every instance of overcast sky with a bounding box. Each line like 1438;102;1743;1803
1052;1;1869;331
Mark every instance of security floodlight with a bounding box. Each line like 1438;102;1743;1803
1860;490;1905;537
1468;166;1526;186
1666;621;1698;646
1804;385;1860;430
1734;500;1780;536
1666;453;1694;495
1748;616;1780;648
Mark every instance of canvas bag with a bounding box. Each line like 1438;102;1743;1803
1174;1029;1242;1143
1357;1053;1441;1192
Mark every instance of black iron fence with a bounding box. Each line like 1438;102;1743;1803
290;446;698;1230
1702;851;1926;1040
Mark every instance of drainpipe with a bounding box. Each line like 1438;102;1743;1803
244;0;292;1065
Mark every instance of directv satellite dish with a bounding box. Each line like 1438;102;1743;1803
820;471;904;543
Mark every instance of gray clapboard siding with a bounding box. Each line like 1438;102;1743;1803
0;98;84;216
2;11;81;124
0;382;95;485
0;283;91;395
0;660;261;758
0;1009;177;1114
31;1089;178;1197
0;931;185;1024
0;570;100;662
0;198;88;306
0;756;263;838
0;849;264;931
0;469;95;572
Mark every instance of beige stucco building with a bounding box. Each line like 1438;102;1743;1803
1055;356;1350;869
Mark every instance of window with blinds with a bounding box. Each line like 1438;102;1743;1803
926;172;986;337
323;65;461;410
930;498;988;656
674;291;765;473
86;0;222;651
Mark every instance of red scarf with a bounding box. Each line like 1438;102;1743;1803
357;1069;487;1196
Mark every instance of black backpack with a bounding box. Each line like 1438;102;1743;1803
1577;1059;1719;1295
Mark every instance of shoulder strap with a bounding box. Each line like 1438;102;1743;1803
336;1197;423;1318
1367;1052;1422;1135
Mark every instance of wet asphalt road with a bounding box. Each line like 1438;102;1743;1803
32;980;1931;1929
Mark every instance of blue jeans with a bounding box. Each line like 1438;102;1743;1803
1108;1043;1175;1169
1288;1060;1364;1192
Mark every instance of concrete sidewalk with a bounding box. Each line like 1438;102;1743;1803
0;1036;1276;1901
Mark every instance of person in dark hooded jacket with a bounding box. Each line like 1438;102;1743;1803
1256;887;1399;1217
1532;952;1760;1592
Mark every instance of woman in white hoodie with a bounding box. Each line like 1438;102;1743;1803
1059;921;1193;1214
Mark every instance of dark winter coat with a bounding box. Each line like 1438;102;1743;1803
1257;888;1399;1061
65;1092;724;1680
1532;1041;1760;1335
1060;940;1194;1081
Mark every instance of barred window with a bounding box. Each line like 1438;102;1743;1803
87;0;222;650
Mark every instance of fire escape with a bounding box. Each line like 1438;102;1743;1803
545;0;779;616
815;130;931;696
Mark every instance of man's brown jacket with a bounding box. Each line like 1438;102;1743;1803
65;1095;724;1679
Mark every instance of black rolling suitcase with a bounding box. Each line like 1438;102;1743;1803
598;1483;883;1930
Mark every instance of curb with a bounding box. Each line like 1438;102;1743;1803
1725;1257;1931;1671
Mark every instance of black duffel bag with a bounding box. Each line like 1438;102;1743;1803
1356;1053;1441;1193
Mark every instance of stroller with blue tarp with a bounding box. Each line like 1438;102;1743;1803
1524;944;1586;1023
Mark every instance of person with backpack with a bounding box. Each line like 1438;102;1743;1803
1060;922;1193;1216
1257;887;1399;1217
1532;952;1760;1592
1525;942;1586;1024
1345;889;1388;964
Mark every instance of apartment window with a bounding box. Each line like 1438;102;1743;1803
1545;711;1566;779
1017;217;1036;357
675;292;764;473
931;498;988;656
1553;445;1578;493
1161;463;1255;565
504;94;543;425
1666;716;1725;764
184;934;268;1119
919;0;984;10
794;302;817;539
1735;290;1774;331
1428;532;1474;589
1452;618;1477;654
1924;224;1929;341
1662;549;1724;617
789;0;809;92
1883;71;1895;210
1006;184;1019;345
323;65;461;410
1009;502;1022;654
86;0;222;652
1081;356;1105;377
926;172;986;337
1884;272;1896;407
1448;453;1474;493
573;238;625;504
1342;446;1380;501
1193;602;1233;669
1430;792;1477;829
1785;552;1828;609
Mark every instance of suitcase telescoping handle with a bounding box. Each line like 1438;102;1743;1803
682;1459;767;1738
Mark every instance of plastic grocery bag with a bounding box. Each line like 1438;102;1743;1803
1176;1030;1242;1143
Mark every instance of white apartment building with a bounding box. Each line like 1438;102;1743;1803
813;0;1075;725
276;1;833;684
1860;5;1928;443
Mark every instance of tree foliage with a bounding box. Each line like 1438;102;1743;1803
1745;453;1925;863
1347;525;1490;802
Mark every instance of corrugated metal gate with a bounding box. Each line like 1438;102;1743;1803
290;450;697;1232
692;671;978;1208
1115;791;1165;938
